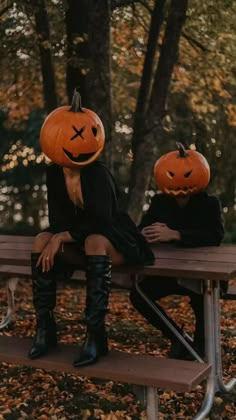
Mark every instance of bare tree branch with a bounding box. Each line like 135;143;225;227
111;0;151;12
182;31;208;52
0;0;13;17
183;31;236;59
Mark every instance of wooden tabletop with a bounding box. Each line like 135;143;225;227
0;234;236;281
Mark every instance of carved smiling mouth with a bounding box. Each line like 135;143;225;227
164;186;197;196
63;148;95;162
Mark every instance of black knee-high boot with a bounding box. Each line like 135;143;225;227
73;255;112;368
28;253;57;359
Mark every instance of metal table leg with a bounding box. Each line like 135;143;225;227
213;282;236;393
135;277;235;419
146;387;158;420
132;385;158;419
193;280;216;420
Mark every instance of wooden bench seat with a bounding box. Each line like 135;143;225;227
0;335;211;393
0;264;85;283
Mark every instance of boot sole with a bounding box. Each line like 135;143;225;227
28;341;57;360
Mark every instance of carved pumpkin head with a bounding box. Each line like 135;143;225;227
40;89;105;168
153;143;210;196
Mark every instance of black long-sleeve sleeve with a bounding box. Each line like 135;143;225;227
139;196;163;230
179;196;224;246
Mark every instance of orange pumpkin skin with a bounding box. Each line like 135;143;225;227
40;91;105;168
153;143;210;197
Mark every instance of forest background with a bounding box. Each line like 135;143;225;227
0;0;236;242
0;2;235;418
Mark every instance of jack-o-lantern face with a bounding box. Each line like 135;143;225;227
154;143;210;196
40;89;105;167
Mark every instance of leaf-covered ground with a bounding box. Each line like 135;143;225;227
0;279;235;420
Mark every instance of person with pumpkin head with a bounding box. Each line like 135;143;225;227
130;143;225;360
28;88;154;367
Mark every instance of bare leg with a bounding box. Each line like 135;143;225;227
84;234;125;265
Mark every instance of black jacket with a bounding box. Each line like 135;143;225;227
139;192;224;247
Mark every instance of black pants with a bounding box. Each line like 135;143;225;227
130;276;205;346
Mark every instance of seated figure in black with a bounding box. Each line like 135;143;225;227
28;89;154;367
130;143;225;360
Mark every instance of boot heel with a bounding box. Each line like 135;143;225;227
100;336;108;355
28;333;57;360
49;335;57;347
28;311;57;360
100;345;108;356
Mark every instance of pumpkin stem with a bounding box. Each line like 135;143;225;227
70;88;84;113
176;142;188;158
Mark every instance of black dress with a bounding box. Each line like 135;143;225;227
45;161;154;265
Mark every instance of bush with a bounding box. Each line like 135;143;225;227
0;221;39;236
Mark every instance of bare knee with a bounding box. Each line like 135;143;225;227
84;234;124;265
84;234;109;255
33;232;53;253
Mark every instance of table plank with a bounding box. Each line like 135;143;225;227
143;260;236;280
1;245;236;265
0;243;33;250
1;245;236;264
1;250;236;280
1;236;236;281
0;235;34;242
1;235;236;256
153;245;236;255
1;235;236;254
152;249;236;263
0;249;32;264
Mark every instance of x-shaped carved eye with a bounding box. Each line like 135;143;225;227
70;126;85;140
184;170;192;178
167;171;174;178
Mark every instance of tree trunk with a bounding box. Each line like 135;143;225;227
65;0;112;167
65;0;90;104
87;0;113;168
34;0;58;113
132;0;166;153
128;0;189;223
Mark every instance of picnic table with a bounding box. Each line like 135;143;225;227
0;234;235;419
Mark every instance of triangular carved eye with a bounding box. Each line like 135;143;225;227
184;170;192;178
167;171;174;178
92;126;97;136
